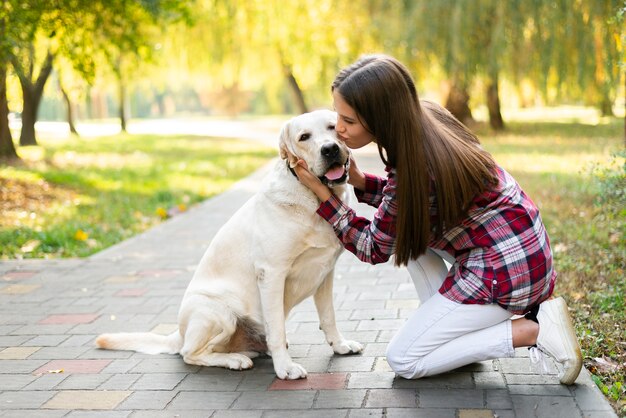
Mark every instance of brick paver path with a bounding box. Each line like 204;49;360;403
0;146;617;417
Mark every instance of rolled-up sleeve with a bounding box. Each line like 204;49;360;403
317;168;398;265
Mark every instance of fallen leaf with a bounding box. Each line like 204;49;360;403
47;369;64;374
74;229;88;241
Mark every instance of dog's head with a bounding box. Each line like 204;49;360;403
279;109;350;187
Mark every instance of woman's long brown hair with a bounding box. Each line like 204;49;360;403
332;55;498;266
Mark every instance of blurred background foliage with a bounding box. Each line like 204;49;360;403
0;0;625;157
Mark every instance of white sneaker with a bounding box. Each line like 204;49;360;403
536;297;583;384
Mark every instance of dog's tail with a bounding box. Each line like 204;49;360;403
95;331;182;355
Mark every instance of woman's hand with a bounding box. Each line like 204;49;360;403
287;155;333;202
347;155;366;191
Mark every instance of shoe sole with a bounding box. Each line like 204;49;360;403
549;297;583;384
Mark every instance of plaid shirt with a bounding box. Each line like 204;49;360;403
317;166;556;314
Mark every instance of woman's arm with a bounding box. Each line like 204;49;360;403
292;159;398;265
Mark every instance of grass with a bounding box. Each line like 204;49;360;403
0;132;276;258
1;112;624;414
475;116;625;415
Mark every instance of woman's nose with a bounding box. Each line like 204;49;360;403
335;122;345;134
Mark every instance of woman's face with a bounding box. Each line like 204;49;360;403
333;90;375;149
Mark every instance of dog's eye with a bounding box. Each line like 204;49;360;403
299;133;311;142
328;124;335;131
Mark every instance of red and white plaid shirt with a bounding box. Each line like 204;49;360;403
317;166;556;314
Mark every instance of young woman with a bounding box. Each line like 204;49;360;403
290;54;583;384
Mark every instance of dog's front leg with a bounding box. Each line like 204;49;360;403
256;266;307;380
314;270;363;355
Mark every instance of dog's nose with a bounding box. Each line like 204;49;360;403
321;143;340;158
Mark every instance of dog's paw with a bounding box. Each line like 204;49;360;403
275;361;308;380
332;340;363;355
224;353;254;370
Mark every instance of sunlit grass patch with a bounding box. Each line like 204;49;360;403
1;132;275;259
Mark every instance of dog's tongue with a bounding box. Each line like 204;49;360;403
325;165;345;181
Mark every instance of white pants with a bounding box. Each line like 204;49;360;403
386;249;516;379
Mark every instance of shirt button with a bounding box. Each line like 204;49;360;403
492;280;497;285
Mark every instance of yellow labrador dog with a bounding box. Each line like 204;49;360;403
96;110;363;379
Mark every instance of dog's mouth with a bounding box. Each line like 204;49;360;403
318;159;349;187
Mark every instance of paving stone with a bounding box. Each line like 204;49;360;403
373;357;392;372
387;409;455;417
130;372;186;390
232;391;315;410
458;410;496;418
0;346;41;359
571;383;617;412
0;373;37;390
39;314;100;325
508;384;573;396
418;388;485;408
43;390;131;410
0;284;41;294
510;394;581;417
132;411;213;418
504;373;562;385
361;342;388;357
22;374;69;390
100;359;142;374
98;374;142;390
485;389;513;410
177;372;243;391
473;371;506;388
2;410;69;418
270;373;347;390
0;390;56;408
32;359;111;375
348;372;395;389
328;356;375;372
264;410;348;418
57;373;112;390
314;389;367;408
168;391;240;410
212;411;263;418
393;372;473;389
0;359;47;373
26;335;71;347
66;411;131;418
364;388;417;408
29;346;91;360
236;373;276;391
347;409;385;417
128;358;199;374
117;390;178;410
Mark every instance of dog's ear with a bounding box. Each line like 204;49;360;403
278;121;298;167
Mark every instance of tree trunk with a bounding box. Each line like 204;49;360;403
283;65;308;114
0;64;17;160
59;83;78;136
445;82;474;125
599;95;614;117
486;79;505;131
57;75;78;136
119;77;127;132
14;50;55;146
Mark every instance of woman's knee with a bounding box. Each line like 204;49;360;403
386;341;425;379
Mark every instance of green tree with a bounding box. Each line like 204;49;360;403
0;1;17;159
